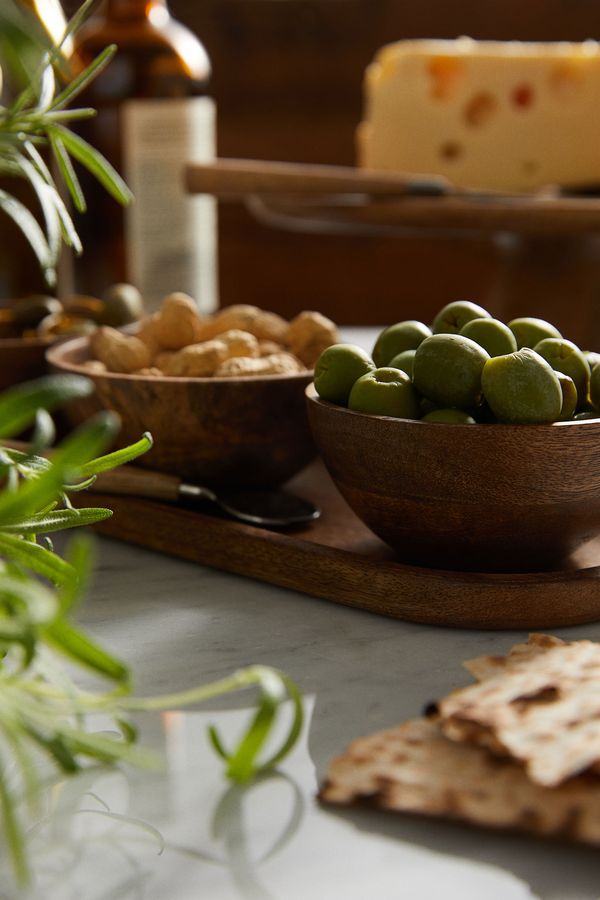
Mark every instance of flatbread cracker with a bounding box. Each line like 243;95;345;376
439;635;600;787
320;717;600;846
463;634;565;682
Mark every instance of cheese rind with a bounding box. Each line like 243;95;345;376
359;38;600;191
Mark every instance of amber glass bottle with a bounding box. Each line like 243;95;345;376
73;0;217;311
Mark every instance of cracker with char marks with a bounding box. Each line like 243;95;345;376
463;633;565;683
320;717;600;846
439;634;600;787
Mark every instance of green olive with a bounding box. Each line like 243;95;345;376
413;334;489;410
584;351;600;372
314;344;375;406
422;409;476;424
388;348;417;377
555;372;578;421
348;367;420;418
372;320;431;367
481;348;562;424
588;362;600;412
37;313;97;338
63;294;106;323
431;300;491;335
460;317;517;357
507;317;561;349
533;337;590;409
13;295;62;328
101;283;144;327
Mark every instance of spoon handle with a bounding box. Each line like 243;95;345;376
92;467;181;503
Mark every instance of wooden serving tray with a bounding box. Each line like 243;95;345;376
185;159;600;236
93;461;600;631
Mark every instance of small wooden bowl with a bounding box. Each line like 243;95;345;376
47;337;316;488
0;335;53;393
306;384;600;573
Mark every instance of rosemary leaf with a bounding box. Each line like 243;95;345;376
47;127;86;213
50;124;133;207
0;508;112;536
50;45;116;112
76;432;154;477
0;535;76;587
0;375;93;441
0;189;53;281
44;620;130;684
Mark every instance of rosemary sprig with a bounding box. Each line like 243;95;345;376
0;1;132;286
0;7;303;882
0;375;303;887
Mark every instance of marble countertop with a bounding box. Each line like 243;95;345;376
63;537;600;900
15;328;600;900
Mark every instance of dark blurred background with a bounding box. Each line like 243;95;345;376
62;1;600;335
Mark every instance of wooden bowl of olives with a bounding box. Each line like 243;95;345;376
0;284;144;392
0;295;62;392
307;301;600;573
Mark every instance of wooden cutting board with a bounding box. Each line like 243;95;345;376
185;159;600;236
92;460;600;631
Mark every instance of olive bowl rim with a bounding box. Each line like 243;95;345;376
305;383;600;429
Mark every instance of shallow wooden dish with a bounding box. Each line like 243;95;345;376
89;460;600;629
306;385;600;573
0;335;53;393
47;336;316;488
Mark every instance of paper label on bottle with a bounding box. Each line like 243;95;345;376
122;96;217;313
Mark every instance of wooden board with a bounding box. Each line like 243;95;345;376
247;194;600;238
185;159;600;237
91;461;600;631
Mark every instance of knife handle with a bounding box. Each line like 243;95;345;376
92;466;181;503
184;158;450;197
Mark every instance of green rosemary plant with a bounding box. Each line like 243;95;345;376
0;4;302;885
0;375;303;886
0;0;131;287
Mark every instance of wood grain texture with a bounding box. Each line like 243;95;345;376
185;159;600;239
306;386;600;573
89;459;600;630
187;160;600;348
245;192;600;238
47;336;316;488
185;159;449;196
186;159;600;237
93;467;181;503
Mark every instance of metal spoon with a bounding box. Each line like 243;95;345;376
92;466;320;529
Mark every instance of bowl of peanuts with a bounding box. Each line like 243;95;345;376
47;293;339;487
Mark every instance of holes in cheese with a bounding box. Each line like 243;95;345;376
440;141;463;161
512;84;535;108
522;160;540;177
464;92;498;127
550;62;584;100
428;56;465;100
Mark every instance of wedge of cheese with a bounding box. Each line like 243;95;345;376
358;37;600;191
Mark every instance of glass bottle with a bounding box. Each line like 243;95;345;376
72;0;217;312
